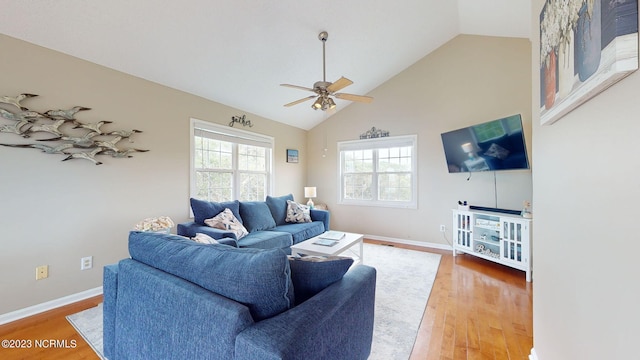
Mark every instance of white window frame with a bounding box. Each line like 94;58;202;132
190;118;274;203
338;135;418;209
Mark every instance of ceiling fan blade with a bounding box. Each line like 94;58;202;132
326;77;353;93
334;93;374;103
281;84;316;92
284;96;317;107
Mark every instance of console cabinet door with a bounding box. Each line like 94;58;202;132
500;218;529;267
453;211;472;252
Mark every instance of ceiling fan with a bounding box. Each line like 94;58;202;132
281;31;373;111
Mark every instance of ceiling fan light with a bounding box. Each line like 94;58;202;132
312;98;323;110
327;97;336;109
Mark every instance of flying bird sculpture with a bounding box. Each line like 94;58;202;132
62;147;104;165
74;120;113;134
0;93;38;110
0;94;147;165
45;106;91;120
0;119;33;137
26;119;67;138
0;108;47;122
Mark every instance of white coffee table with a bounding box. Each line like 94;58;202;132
291;231;364;264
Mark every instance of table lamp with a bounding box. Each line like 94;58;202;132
461;142;476;159
304;187;317;209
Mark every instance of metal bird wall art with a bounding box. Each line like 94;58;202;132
0;93;148;165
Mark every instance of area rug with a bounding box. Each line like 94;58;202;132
67;243;441;360
362;243;441;359
66;302;105;359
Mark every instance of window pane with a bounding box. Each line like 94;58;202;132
378;173;412;201
344;174;373;200
195;171;233;202
196;137;233;169
344;150;373;173
378;146;412;172
238;144;267;171
472;122;505;142
239;173;266;201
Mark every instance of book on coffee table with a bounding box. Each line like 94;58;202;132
319;231;345;240
313;238;338;247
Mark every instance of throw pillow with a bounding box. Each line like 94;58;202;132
285;200;311;223
192;232;219;244
484;143;510;160
239;201;277;232
190;198;242;226
204;208;248;239
265;194;294;226
288;255;354;305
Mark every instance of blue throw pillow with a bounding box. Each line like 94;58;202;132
190;198;241;226
128;231;294;321
288;255;354;305
265;194;294;226
239;201;276;232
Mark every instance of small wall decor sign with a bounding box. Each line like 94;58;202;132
229;114;253;127
360;126;390;139
286;149;298;163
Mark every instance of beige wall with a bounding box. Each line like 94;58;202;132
308;35;533;246
0;34;307;315
531;1;640;359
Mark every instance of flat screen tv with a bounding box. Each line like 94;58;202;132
440;114;530;173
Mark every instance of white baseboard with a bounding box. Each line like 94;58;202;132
529;348;538;360
0;286;103;326
364;234;453;251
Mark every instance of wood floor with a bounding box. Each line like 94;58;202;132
0;242;532;360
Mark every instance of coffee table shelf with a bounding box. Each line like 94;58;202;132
291;231;364;264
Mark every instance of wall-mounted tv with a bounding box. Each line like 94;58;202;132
440;114;530;173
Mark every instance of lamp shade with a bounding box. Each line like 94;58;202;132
461;142;474;153
304;187;317;198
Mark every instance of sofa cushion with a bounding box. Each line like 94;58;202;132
239;201;276;232
204;208;248;239
285;200;311;223
236;231;293;250
128;231;293;321
288;255;354;305
265;194;294;226
190;198;242;226
272;221;325;244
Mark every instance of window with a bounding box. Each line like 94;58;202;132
338;135;417;208
191;119;273;202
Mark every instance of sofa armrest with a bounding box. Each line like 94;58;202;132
177;221;238;242
235;265;376;360
103;264;119;360
310;209;330;231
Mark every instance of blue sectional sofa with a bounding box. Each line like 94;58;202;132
103;231;377;360
178;195;329;253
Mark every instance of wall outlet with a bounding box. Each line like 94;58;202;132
439;224;446;232
81;256;93;270
36;265;48;280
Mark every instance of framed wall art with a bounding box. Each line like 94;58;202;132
286;149;298;163
540;0;638;125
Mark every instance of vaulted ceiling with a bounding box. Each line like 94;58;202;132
0;0;531;130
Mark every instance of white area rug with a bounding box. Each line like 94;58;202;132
362;243;441;359
67;243;441;360
66;302;105;359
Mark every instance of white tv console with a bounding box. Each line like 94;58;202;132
452;208;532;282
